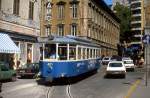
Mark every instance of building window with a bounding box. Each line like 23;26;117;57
46;26;51;36
29;1;34;20
57;24;64;36
58;5;64;19
71;4;78;18
71;23;77;36
13;0;20;15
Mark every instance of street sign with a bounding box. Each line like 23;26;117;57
142;35;150;44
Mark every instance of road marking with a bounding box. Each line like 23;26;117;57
124;79;141;98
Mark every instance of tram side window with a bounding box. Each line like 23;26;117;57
58;44;67;60
44;44;56;59
96;49;99;58
97;49;100;58
90;49;92;59
78;47;82;59
69;47;76;60
87;48;89;59
83;48;86;59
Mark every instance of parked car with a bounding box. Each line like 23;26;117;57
0;62;17;81
17;63;39;78
106;61;126;78
102;57;111;65
122;58;135;71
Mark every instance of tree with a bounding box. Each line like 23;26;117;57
113;3;132;43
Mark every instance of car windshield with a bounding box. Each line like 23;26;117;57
104;57;109;60
109;63;123;67
124;61;133;64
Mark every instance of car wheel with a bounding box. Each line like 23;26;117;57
11;75;17;81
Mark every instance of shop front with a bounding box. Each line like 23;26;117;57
0;33;20;69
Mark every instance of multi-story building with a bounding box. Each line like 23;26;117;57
130;0;144;45
41;0;120;56
0;0;41;68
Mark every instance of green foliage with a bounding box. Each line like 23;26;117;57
114;3;132;43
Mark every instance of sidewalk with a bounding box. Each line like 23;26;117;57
130;78;150;98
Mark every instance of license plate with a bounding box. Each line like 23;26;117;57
114;72;119;74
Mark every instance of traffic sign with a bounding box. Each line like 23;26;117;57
142;35;150;44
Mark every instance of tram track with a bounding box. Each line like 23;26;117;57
46;86;54;98
66;84;74;98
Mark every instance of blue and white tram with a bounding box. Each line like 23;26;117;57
39;36;101;82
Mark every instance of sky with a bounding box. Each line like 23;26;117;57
104;0;112;5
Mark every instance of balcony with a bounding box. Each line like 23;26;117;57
134;34;143;38
131;7;141;11
131;20;142;24
130;41;142;45
131;0;141;4
131;27;142;31
132;13;142;17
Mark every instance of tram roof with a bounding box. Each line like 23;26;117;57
38;36;99;47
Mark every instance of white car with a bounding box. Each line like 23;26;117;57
106;61;126;78
123;59;135;71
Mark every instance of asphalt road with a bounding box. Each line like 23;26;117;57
0;66;145;98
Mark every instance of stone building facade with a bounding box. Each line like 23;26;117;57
0;0;41;68
41;0;120;56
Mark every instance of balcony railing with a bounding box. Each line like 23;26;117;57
132;13;142;17
131;27;142;31
131;20;142;24
131;7;141;11
131;0;141;5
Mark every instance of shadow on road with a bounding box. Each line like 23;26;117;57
36;69;98;86
103;74;126;79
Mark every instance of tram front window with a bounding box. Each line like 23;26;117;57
44;44;56;59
